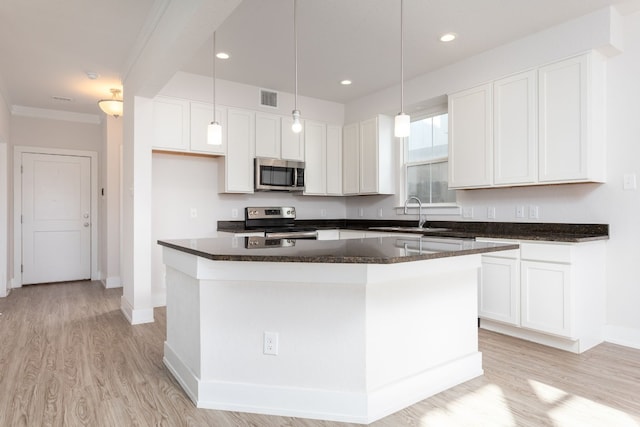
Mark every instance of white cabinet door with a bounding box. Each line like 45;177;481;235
480;256;520;326
538;55;588;183
152;96;189;151
448;83;493;188
494;70;537;185
220;108;255;193
255;112;281;158
304;121;327;195
342;123;359;195
326;125;343;195
281;117;305;161
521;260;572;337
190;102;226;155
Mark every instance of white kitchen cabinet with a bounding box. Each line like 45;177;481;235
478;238;606;353
326;125;343;196
281;117;305;161
448;83;493;188
342;123;359;195
219;108;255;193
255;112;281;158
316;229;340;240
359;116;394;194
190;102;227;155
521;260;571;337
341;116;394;195
538;53;605;183
479;252;520;326
152;96;190;151
449;52;605;189
493;70;537;185
304;120;327;195
339;230;366;239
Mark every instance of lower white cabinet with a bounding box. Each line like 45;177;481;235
479;252;520;326
478;239;606;353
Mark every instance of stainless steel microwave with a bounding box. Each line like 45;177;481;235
254;158;305;192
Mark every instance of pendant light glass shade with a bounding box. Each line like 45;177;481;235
394;0;410;138
394;113;410;138
207;121;222;145
98;89;123;118
207;31;223;145
291;109;302;133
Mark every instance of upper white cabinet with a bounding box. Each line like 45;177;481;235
342;123;360;195
448;52;605;189
342;115;394;195
493;70;537;185
152;97;227;155
448;84;493;188
281;117;305;161
255;112;281;158
190;102;227;155
538;54;605;183
219;108;255;193
326;125;343;196
152;96;190;151
304;120;327;195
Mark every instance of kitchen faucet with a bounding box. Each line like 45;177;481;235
404;196;426;228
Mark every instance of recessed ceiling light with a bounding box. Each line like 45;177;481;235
86;71;99;80
440;33;457;42
340;79;352;86
216;52;230;59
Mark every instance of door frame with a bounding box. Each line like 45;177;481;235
13;146;99;287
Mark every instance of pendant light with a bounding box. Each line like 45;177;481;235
207;31;222;145
394;0;410;138
98;89;123;118
291;0;302;134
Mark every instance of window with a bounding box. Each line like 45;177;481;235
405;112;455;204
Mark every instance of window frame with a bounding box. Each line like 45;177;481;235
401;108;457;208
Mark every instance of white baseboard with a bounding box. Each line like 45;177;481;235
120;296;154;325
102;276;122;289
604;324;640;350
163;341;482;424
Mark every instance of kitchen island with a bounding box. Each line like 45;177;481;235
158;236;517;424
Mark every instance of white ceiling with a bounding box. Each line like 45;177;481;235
2;0;639;117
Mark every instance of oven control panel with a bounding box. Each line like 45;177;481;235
246;206;296;220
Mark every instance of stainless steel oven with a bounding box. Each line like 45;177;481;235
254;158;305;192
245;206;317;239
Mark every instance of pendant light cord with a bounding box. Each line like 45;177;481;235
400;0;404;114
294;0;298;111
213;32;217;123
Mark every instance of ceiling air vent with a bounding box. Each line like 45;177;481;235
260;89;278;108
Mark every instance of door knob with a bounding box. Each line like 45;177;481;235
83;222;90;227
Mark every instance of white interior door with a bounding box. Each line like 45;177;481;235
21;153;91;285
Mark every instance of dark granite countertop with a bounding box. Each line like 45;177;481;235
158;236;519;264
217;219;609;243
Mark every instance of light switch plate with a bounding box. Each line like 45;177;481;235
624;173;637;190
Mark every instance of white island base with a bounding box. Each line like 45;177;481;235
161;247;483;424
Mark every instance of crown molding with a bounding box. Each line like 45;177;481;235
11;105;101;124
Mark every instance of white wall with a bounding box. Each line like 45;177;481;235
11;115;101;153
346;7;640;347
0;90;9;296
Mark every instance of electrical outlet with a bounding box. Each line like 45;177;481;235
529;205;539;219
515;206;525;218
320;208;327;217
263;331;279;355
358;208;364;217
378;208;383;218
231;208;239;218
190;208;197;218
487;207;496;219
624;173;637;190
463;207;473;218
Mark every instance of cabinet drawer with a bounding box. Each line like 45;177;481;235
520;242;572;263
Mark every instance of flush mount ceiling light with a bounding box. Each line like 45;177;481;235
394;0;410;138
440;32;457;42
340;79;352;86
98;88;123;118
291;0;302;134
207;31;223;145
216;52;230;60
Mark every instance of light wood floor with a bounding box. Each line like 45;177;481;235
1;281;639;426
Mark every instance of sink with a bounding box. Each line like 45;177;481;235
369;226;451;233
